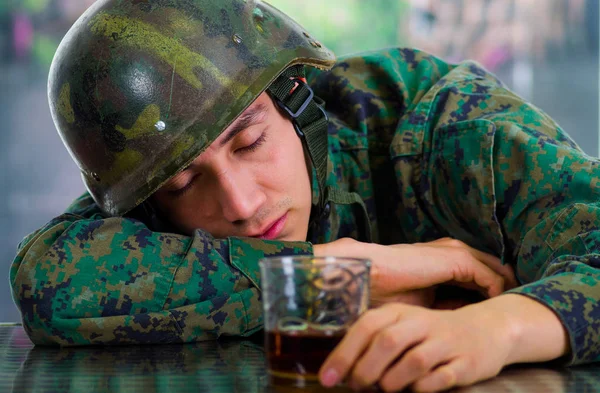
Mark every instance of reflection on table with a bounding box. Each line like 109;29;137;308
1;325;599;393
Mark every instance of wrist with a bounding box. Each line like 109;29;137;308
312;243;327;257
489;297;526;365
463;295;523;366
469;294;570;365
312;238;360;258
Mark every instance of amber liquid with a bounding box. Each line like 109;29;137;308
265;329;345;387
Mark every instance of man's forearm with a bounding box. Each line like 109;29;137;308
469;293;570;365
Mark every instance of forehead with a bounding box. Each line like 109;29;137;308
236;92;272;119
199;92;272;152
218;92;271;133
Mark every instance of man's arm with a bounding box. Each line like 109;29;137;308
10;193;312;346
495;125;600;365
425;64;600;365
310;48;600;365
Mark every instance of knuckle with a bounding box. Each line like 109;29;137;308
379;378;397;393
362;308;382;322
439;366;458;387
353;318;378;337
351;367;374;387
451;260;471;282
337;237;349;245
377;329;402;350
407;350;430;373
447;238;465;248
338;237;356;246
487;275;504;297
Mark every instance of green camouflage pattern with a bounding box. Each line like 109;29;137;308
306;48;600;365
10;194;311;345
48;0;335;216
11;48;600;366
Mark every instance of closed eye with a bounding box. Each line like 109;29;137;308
236;132;267;154
168;131;267;198
168;174;198;198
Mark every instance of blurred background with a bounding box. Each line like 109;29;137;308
1;0;598;322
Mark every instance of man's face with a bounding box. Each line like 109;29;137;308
152;92;313;241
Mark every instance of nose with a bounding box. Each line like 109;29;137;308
217;168;266;224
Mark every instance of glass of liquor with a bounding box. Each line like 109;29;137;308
259;256;370;388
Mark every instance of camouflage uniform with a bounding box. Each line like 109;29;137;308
9;7;600;368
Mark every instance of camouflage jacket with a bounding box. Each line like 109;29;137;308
10;48;600;365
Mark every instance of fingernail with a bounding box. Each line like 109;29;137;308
321;368;339;387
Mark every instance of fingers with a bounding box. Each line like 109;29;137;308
320;304;508;392
318;305;403;387
411;358;474;393
450;253;505;297
350;317;430;388
427;238;518;290
365;237;517;310
387;240;514;296
421;240;510;297
381;355;480;393
372;338;452;392
457;246;516;290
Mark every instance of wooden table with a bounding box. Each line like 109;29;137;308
1;324;598;392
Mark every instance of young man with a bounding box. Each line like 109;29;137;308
10;0;600;391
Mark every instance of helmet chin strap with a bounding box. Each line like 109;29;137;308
267;65;329;214
267;66;372;243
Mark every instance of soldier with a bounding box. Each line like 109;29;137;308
9;0;600;392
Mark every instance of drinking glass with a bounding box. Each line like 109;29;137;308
259;256;370;388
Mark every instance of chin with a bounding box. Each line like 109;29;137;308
286;231;309;242
277;233;299;242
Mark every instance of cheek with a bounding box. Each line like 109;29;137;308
153;190;215;232
267;137;308;184
163;200;205;230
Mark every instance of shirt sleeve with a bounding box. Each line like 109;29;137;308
422;62;600;365
492;119;600;366
9;194;312;346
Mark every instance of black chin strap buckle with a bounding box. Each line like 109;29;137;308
274;79;313;119
273;79;328;139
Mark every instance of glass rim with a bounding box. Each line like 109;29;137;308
259;255;371;268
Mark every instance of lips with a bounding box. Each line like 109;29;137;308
251;213;288;240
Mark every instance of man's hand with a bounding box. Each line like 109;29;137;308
318;294;570;392
313;237;517;308
318;302;515;392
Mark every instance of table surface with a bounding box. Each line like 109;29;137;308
1;324;599;393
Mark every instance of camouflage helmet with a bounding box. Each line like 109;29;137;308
48;0;335;216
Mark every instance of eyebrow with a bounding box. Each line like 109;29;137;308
179;103;269;173
219;103;268;147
